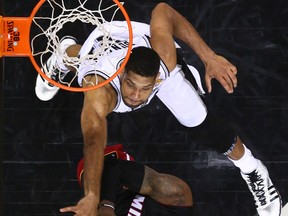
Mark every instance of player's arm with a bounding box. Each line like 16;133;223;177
60;76;117;216
150;3;237;93
140;166;193;206
118;160;193;207
98;158;193;208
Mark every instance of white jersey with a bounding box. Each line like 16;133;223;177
78;21;207;127
78;21;171;112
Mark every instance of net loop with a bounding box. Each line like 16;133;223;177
31;0;132;91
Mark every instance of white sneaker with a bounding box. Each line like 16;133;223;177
241;160;282;216
35;36;78;101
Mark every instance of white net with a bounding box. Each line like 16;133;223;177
31;0;130;89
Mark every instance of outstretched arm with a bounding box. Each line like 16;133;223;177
60;76;117;216
150;3;237;93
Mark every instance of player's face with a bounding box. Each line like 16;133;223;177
120;71;156;108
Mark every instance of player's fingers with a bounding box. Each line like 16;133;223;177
217;74;234;93
205;75;212;93
230;64;237;75
60;206;78;213
227;66;238;88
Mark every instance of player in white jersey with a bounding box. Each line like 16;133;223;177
36;3;281;216
74;21;207;126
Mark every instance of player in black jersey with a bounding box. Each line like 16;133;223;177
99;160;193;216
62;144;193;216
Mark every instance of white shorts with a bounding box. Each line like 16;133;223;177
157;65;207;127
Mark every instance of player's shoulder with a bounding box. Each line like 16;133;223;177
83;75;118;112
109;20;150;37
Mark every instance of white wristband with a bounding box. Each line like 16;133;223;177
99;203;115;210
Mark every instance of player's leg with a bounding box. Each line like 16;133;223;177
227;140;282;216
196;95;282;215
156;65;207;127
35;36;80;101
34;22;105;101
65;44;82;72
157;65;281;215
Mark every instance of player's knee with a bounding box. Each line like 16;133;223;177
176;105;207;127
192;112;238;153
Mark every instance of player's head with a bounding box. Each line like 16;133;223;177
125;46;160;78
120;47;160;108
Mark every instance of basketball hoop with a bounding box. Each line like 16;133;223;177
0;0;133;92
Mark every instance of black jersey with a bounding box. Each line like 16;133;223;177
115;189;193;216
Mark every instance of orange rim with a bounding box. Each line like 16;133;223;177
29;0;133;92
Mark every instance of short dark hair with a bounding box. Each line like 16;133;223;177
125;46;160;78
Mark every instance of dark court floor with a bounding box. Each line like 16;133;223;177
1;0;288;215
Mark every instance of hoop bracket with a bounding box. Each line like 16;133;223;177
0;16;31;57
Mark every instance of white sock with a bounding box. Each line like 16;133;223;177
228;144;258;174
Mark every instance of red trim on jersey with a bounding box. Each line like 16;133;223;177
76;144;134;186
